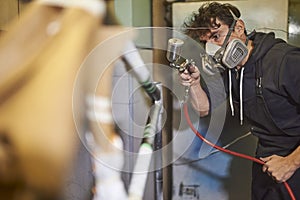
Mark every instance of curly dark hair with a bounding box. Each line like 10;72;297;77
183;2;241;40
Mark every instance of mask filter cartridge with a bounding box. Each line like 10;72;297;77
222;38;248;69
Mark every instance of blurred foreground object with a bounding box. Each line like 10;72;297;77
0;0;134;199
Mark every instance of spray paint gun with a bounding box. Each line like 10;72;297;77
166;38;195;102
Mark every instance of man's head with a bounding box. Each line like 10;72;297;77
184;2;247;46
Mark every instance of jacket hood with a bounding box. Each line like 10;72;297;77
248;32;285;63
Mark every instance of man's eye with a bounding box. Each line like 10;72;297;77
212;33;220;40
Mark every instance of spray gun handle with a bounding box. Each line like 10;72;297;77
177;59;195;73
180;59;195;103
169;58;195;103
184;85;190;103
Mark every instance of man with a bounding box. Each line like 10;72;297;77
179;2;300;200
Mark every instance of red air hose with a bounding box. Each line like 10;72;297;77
183;103;296;200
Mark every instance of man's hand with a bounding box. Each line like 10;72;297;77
177;62;210;116
178;63;200;87
260;155;298;182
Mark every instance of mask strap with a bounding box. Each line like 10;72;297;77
221;19;236;49
213;19;236;63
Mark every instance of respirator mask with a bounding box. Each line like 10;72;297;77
201;20;249;75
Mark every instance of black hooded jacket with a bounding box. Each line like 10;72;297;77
227;32;300;157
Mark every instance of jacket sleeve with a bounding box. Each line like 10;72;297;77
279;49;300;105
201;72;227;113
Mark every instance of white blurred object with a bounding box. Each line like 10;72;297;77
128;144;153;200
86;95;113;124
38;0;106;17
122;41;150;83
91;135;128;200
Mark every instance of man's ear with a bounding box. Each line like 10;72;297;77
235;19;245;36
